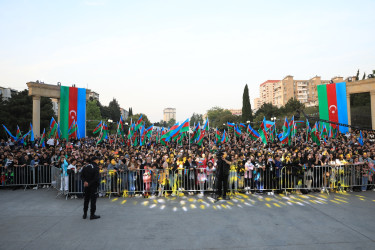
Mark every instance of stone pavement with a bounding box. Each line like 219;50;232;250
0;189;375;250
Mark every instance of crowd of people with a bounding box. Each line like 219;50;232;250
1;127;374;199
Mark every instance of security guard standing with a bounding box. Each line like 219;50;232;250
81;156;100;220
215;149;231;201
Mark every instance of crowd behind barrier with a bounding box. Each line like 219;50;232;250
1;163;374;198
1;129;374;200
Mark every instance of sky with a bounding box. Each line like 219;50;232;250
1;0;374;122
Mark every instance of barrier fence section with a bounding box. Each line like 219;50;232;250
1;163;374;198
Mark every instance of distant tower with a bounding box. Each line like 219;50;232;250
163;108;176;122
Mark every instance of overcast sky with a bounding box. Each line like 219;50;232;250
1;0;374;122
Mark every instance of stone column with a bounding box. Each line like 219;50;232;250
346;94;351;131
32;96;41;138
57;99;60;122
371;91;375;130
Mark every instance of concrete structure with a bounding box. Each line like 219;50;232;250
253;97;262;111
229;109;242;116
120;108;129;120
89;91;99;101
346;78;375;130
259;80;279;108
163;108;176;122
1;189;375;249
26;82;91;137
257;76;330;108
0;86;18;101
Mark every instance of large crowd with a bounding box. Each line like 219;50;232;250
1;127;374;199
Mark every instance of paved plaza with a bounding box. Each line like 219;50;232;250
0;189;375;250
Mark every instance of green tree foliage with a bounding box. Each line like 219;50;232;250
362;72;366;80
108;98;121;122
0;90;54;139
128;107;133;116
255;103;279;120
207;107;239;129
167;118;176;127
86;100;102;136
356;69;359;81
284;98;305;114
242;84;253;123
190;113;203;125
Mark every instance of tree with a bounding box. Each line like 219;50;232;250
108;98;121;122
356;69;359;81
255;103;279;120
167;118;176;127
284;98;305;114
129;107;133;117
86;100;102;136
190;113;203;125
207;107;238;129
242;84;253;123
0;90;54;138
362;72;366;80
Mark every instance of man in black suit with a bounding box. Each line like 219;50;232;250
81;156;100;220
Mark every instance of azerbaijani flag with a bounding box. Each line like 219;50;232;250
234;126;241;137
93;121;102;134
203;118;209;131
2;124;16;141
358;131;364;146
16;125;21;140
48;117;58;138
30;123;35;142
180;119;190;133
215;128;221;143
317;82;349;133
221;130;228;143
39;128;46;147
247;124;260;140
60;86;86;140
135;115;143;131
227;122;235;128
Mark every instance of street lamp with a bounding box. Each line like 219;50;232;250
271;117;276;122
246;121;250;124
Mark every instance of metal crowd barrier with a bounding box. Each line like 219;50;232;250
1;163;373;198
0;165;53;190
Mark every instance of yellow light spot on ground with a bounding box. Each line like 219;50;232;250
221;204;227;209
359;198;365;201
197;199;203;203
265;203;271;208
188;198;194;202
356;195;365;198
279;194;285;197
153;199;158;204
213;206;217;210
121;200;127;204
279;202;286;206
265;198;272;201
330;200;340;204
273;203;281;207
372;200;375;202
142;201;149;206
200;205;205;210
227;201;234;206
190;204;196;209
111;198;118;202
309;200;317;204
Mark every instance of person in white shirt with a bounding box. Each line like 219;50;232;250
67;159;78;199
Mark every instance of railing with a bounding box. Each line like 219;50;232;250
1;163;374;199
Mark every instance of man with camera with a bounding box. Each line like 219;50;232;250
215;148;231;201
